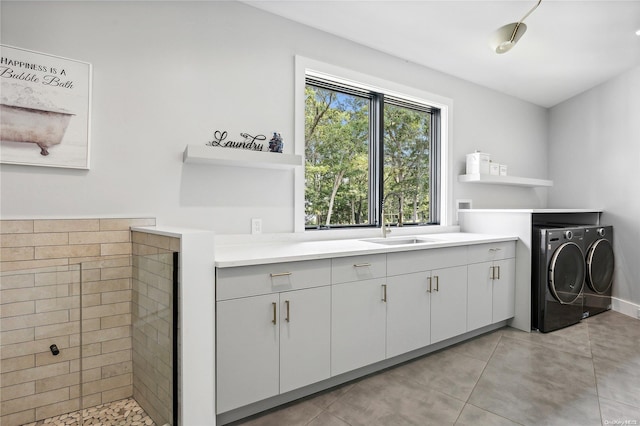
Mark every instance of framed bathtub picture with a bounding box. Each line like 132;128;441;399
0;44;92;169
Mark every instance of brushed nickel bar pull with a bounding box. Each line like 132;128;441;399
285;300;290;322
382;284;387;302
270;272;292;278
434;276;439;292
271;302;277;324
490;266;495;280
353;263;371;268
427;276;432;293
496;266;501;279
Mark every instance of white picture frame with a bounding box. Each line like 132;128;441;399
0;44;92;169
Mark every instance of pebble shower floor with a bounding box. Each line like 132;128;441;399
20;398;156;426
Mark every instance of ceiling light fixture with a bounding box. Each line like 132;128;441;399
490;0;542;54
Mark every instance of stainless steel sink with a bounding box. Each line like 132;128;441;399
364;237;438;245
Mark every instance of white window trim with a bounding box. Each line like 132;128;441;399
294;55;454;233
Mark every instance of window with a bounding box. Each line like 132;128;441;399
304;76;440;229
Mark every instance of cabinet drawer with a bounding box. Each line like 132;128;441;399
387;246;467;276
467;241;515;264
331;254;386;284
216;259;331;301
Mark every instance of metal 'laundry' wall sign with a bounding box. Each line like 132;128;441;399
207;130;283;153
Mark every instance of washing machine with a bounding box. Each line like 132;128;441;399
583;226;614;317
532;226;586;333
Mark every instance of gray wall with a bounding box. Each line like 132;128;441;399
548;66;640;306
1;1;549;233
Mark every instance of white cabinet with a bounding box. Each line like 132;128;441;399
216;293;279;413
280;286;331;393
331;278;387;375
387;247;468;348
467;242;516;331
430;265;468;344
331;255;387;376
385;272;430;358
216;261;331;413
491;258;516;322
216;239;518;415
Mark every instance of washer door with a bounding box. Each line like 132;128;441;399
549;242;585;304
586;239;614;294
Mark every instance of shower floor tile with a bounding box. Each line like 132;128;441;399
21;398;156;426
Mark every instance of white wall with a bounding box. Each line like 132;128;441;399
548;66;640;306
1;1;549;234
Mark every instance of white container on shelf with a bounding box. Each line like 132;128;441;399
489;162;500;176
466;152;490;175
500;164;508;176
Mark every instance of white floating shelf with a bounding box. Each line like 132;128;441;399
183;144;302;169
458;174;553;188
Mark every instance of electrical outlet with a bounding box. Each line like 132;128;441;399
251;218;262;234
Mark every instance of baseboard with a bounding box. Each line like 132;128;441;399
612;297;640;320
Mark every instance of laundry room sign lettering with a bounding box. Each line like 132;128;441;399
207;130;267;152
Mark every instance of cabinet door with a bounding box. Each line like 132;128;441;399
430;265;468;344
467;261;493;331
386;272;431;358
331;278;387;376
492;258;516;322
216;294;279;413
280;286;331;393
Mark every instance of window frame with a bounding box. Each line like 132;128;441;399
294;56;453;234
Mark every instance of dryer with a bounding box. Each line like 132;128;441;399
583;226;614;317
532;226;586;333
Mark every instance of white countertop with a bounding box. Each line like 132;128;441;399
214;232;518;267
459;208;603;213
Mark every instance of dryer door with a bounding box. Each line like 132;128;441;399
549;242;585;304
586;239;614;294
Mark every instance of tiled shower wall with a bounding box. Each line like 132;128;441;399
0;218;155;426
131;231;180;426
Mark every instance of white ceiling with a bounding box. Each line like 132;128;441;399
243;0;640;108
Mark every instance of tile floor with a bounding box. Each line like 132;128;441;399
232;310;640;426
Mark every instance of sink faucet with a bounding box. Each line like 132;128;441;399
381;192;402;238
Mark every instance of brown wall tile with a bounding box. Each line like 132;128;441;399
0;218;159;425
0;355;35;374
0;381;35;402
1;247;35;261
0;259;69;273
68;231;130;245
0;234;35;247
1;328;35;345
35;244;101;260
33;219;99;233
0;220;34;234
100;242;132;256
0;409;35;426
100;218;155;231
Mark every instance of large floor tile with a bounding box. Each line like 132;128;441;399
306;411;351;426
449;329;503;362
391;349;487;401
455;404;522;426
501;321;592;358
328;372;465;426
236;400;323;426
594;356;640;409
488;337;597;392
468;337;601;425
599;397;640;425
308;383;356;410
585;311;640;341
